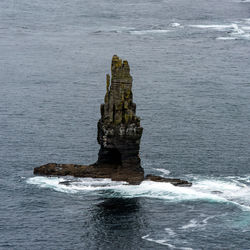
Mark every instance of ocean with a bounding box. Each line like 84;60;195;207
0;0;250;249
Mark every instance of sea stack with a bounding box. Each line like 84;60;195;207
34;55;191;186
97;55;144;181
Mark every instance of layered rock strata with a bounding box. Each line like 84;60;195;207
97;55;144;182
34;55;191;186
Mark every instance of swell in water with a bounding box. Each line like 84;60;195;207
92;20;250;40
141;213;224;249
129;29;171;35
92;23;182;35
189;20;250;40
27;174;250;212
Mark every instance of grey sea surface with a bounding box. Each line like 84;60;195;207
1;0;250;249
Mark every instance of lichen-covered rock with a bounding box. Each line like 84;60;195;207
97;55;143;177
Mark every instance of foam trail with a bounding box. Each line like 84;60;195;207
190;22;250;40
242;26;250;31
93;26;135;34
155;168;171;175
165;228;177;236
181;219;199;229
230;23;250;40
237;176;250;183
142;234;192;249
181;215;216;230
202;215;217;224
217;37;237;40
231;24;244;34
244;18;250;23
142;234;175;248
130;29;171;35
170;22;181;27
189;24;235;31
192;178;250;211
26;175;250;211
27;176;77;194
26;176;127;193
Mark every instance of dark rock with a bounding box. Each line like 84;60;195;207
145;174;192;187
34;162;143;185
33;55;191;187
59;180;72;186
96;55;144;182
211;190;223;194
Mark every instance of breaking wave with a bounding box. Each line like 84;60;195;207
189;21;250;40
27;175;250;211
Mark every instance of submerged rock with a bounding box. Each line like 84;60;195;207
34;55;191;186
145;175;192;187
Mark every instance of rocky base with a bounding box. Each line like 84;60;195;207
34;163;192;186
145;174;192;187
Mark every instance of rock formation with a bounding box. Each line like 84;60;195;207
34;55;191;186
96;55;144;182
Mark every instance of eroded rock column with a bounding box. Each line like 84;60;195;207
97;55;143;173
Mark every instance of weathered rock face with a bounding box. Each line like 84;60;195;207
97;55;143;174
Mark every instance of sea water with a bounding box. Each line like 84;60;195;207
1;0;250;249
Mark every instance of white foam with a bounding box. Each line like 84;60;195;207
93;26;135;34
155;168;171;175
231;23;245;34
181;215;216;230
202;215;216;224
190;22;250;40
170;22;181;27
142;234;192;249
165;228;177;237
244;18;250;23
189;24;235;31
26;176;250;211
26;176;127;194
217;37;237;40
130;29;171;35
237;176;250;183
27;176;77;193
237;33;250;39
241;26;250;31
142;234;176;248
181;219;199;229
192;178;250;211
